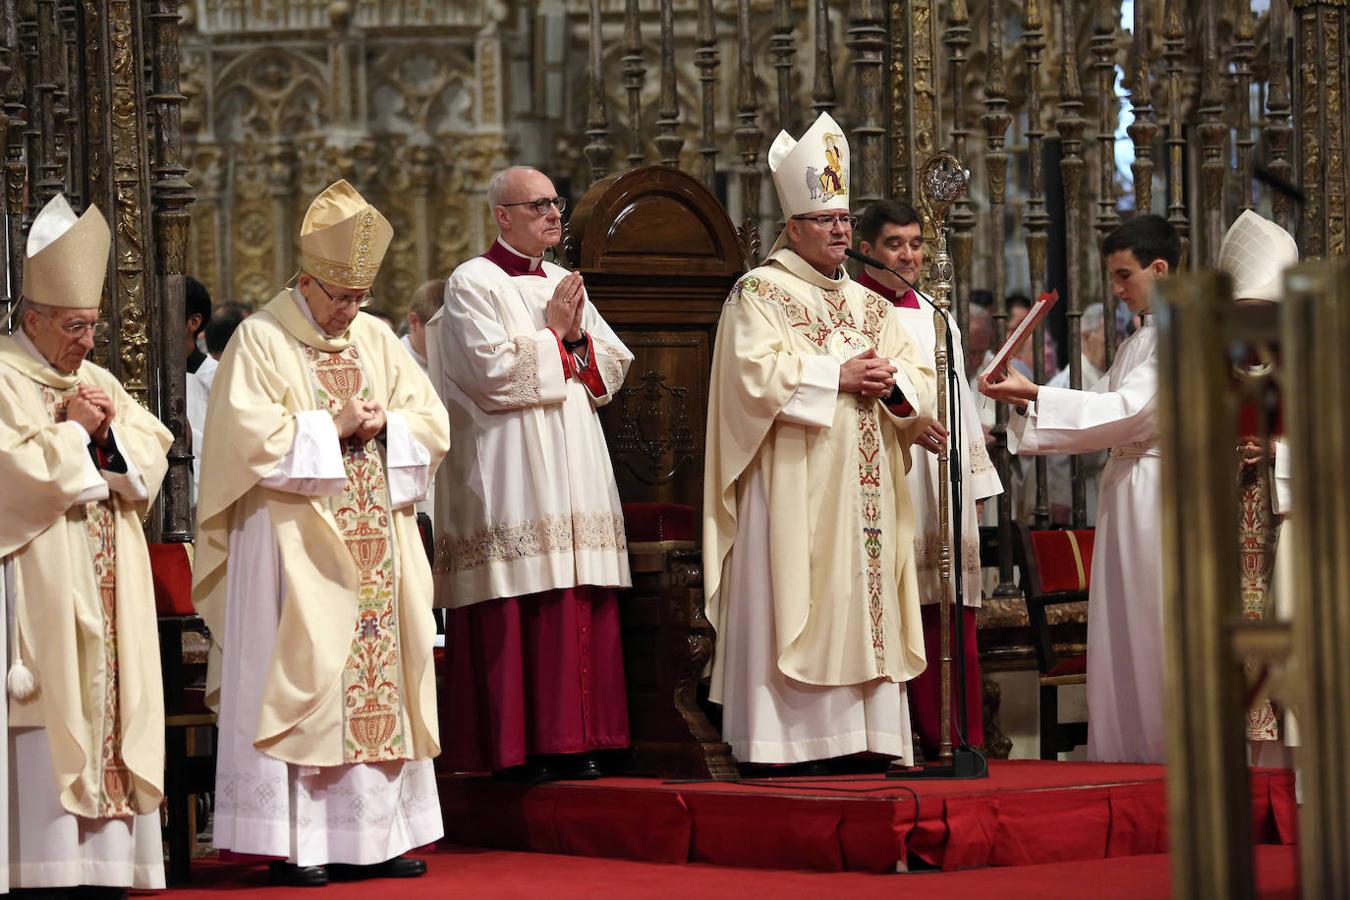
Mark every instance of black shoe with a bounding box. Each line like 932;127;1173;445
561;754;603;780
328;856;428;881
491;761;561;785
268;861;329;887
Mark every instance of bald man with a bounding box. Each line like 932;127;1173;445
428;166;634;783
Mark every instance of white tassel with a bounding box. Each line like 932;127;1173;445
7;660;35;700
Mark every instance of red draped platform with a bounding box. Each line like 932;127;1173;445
439;761;1297;874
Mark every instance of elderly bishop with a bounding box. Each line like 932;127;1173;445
195;181;450;886
0;194;172;893
704;114;936;767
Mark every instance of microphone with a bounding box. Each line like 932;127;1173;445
1253;165;1306;206
844;247;940;313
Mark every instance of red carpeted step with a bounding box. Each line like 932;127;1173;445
437;760;1297;874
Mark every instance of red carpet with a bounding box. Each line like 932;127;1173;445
439;760;1298;873
156;843;1300;899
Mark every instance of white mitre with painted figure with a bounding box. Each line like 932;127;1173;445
298;179;394;290
1217;209;1299;303
766;112;851;254
22;193;111;309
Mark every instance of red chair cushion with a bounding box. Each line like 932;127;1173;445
621;503;696;543
1029;529;1095;593
1046;655;1087;678
149;543;195;616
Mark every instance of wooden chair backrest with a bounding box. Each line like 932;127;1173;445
566;166;746;520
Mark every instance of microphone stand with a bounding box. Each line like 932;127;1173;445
851;156;988;781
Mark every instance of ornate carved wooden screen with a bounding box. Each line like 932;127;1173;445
567;165;745;519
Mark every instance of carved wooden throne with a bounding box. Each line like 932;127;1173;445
567;166;744;780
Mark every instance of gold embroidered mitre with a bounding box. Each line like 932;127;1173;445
22;193;111;310
765;112;852;253
298;180;394;290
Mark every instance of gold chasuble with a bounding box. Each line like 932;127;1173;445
194;290;449;767
704;249;935;696
0;337;171;819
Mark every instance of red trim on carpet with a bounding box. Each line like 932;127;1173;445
439;761;1297;874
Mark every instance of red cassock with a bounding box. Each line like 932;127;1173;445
441;587;630;771
908;605;984;756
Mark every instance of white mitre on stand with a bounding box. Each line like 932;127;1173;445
765;111;851;254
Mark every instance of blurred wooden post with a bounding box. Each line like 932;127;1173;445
1155;271;1254;900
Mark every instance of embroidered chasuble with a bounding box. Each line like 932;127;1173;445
195;290;449;767
0;333;172;889
703;249;935;762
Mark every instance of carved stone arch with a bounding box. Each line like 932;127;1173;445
367;44;476;135
213;48;329;142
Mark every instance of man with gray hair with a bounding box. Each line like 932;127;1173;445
428;165;634;782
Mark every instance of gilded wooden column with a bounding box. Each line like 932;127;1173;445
654;0;682;168
144;0;195;541
941;0;973;328
1292;0;1349;258
890;0;940;203
695;0;718;187
1283;258;1350;898
1162;0;1191;266
1093;1;1123;366
583;0;613;185
1263;0;1296;234
1196;0;1227;267
810;0;835;119
980;0;1017;597
1021;0;1051;529
1154;271;1255;900
100;0;156;409
1056;0;1088;528
621;0;645;170
734;0;762;262
846;0;886;207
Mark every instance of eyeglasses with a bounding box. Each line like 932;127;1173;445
499;196;567;216
792;214;858;230
37;311;109;339
313;278;374;310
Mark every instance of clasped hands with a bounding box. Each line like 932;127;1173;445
545;271;586;344
839;348;897;399
65;384;115;447
334;397;387;443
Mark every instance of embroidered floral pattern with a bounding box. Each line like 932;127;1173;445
303;345;408;764
435;511;627;574
594;339;626;396
743;275;896;672
1238;459;1279;742
968;439;995;477
504;337;543;408
40;386;132;817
